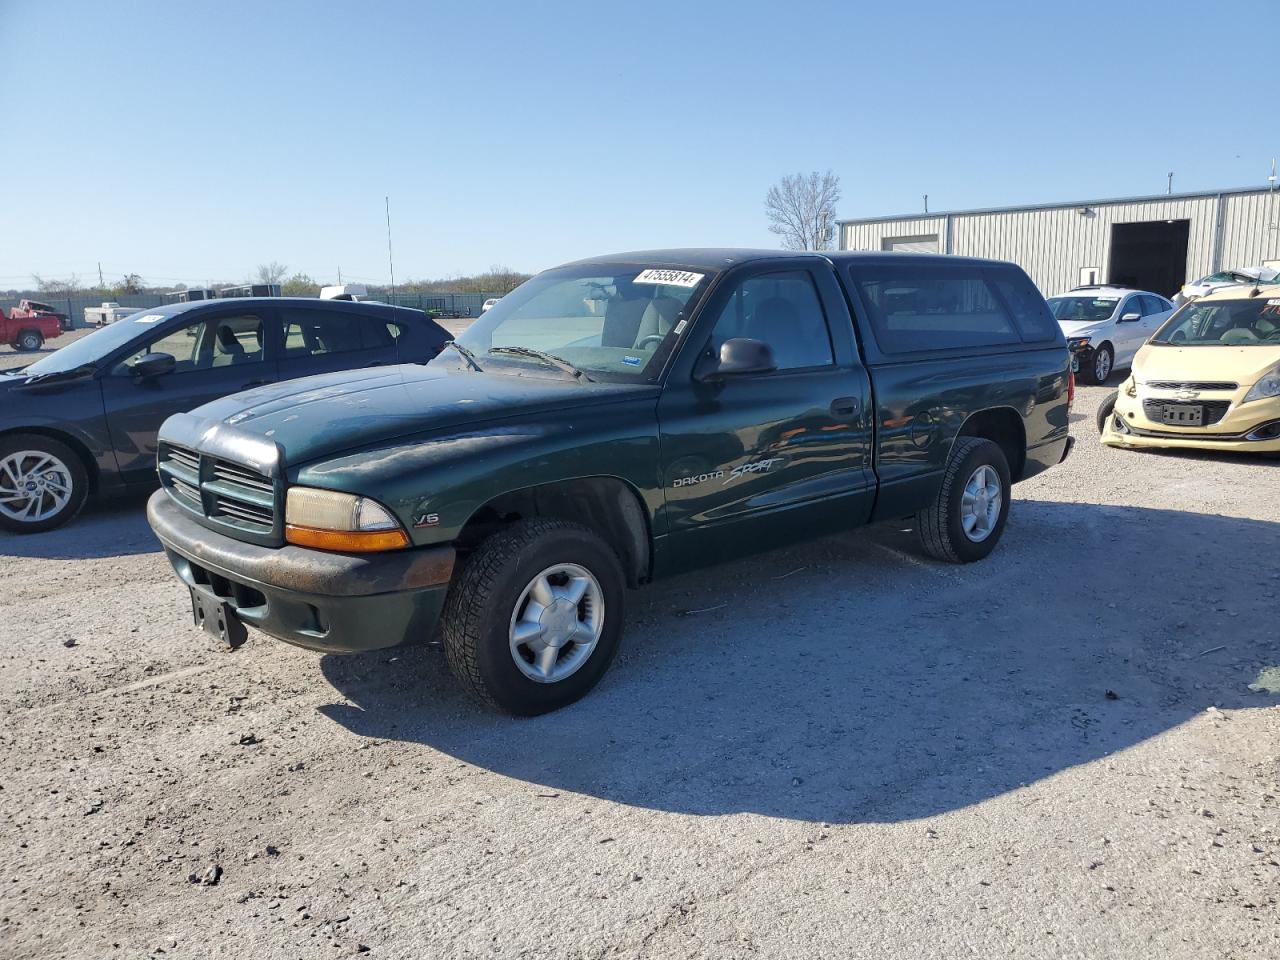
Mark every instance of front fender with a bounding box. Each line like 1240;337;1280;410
291;405;663;545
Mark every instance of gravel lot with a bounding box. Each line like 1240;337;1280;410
1;370;1277;958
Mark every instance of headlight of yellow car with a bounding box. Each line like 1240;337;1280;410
1242;366;1280;405
284;487;410;552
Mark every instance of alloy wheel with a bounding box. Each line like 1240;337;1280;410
960;464;1002;543
508;563;604;683
0;450;74;523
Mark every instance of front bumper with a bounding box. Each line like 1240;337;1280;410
1101;391;1280;453
147;490;455;654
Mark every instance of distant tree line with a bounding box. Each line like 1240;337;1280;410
7;263;532;301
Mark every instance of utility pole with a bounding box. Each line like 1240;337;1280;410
385;196;397;305
1167;172;1174;195
97;262;104;289
923;194;929;214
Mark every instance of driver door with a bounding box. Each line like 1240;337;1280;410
656;265;875;572
99;307;280;484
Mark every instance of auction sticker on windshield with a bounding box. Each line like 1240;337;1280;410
133;314;166;324
634;269;704;288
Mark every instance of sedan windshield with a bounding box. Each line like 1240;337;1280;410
1151;298;1280;346
21;306;183;374
1047;296;1118;322
437;264;713;382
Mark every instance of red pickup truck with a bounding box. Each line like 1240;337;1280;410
1;302;64;351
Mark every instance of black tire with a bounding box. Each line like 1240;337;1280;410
16;330;44;352
1096;389;1118;435
1081;343;1113;384
0;433;90;534
916;437;1012;564
441;518;626;715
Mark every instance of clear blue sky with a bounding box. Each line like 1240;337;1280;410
1;0;1275;289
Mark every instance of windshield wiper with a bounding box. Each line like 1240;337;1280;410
488;346;593;382
22;362;97;384
443;340;483;371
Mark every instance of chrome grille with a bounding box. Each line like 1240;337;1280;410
1145;381;1238;391
158;443;278;538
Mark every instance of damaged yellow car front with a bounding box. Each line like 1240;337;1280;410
1102;285;1280;453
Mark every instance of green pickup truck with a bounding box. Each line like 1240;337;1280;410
147;249;1073;714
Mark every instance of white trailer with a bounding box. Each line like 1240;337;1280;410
83;302;141;325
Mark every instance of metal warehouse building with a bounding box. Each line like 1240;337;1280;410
838;185;1280;298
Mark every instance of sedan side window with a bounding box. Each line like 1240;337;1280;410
1141;295;1168;316
706;271;834;371
111;313;268;375
281;308;389;357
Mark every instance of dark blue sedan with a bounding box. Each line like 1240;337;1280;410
0;298;450;533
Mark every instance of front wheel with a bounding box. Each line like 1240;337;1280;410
16;330;44;352
916;437;1012;563
1082;343;1113;384
441;519;625;715
0;434;89;533
1096;390;1118;434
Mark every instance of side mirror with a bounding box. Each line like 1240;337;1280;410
131;352;176;379
1119;312;1141;323
697;338;777;380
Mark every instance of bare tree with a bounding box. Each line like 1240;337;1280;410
764;171;841;251
32;273;82;295
254;261;289;285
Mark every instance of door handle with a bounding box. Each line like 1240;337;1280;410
831;396;860;416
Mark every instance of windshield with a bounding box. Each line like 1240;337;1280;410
436;263;713;382
1047;296;1119;322
21;306;182;374
1150;297;1280;346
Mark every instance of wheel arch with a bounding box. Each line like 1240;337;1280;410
454;475;652;587
0;425;100;494
954;406;1027;482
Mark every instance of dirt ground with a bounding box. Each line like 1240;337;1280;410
1;378;1277;959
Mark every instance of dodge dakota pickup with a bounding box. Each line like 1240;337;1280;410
147;249;1073;714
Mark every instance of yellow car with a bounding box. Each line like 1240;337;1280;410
1101;284;1280;453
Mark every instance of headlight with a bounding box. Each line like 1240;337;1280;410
1242;367;1280;404
284;487;409;552
1068;337;1092;350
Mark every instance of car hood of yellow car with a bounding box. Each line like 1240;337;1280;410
1133;342;1280;385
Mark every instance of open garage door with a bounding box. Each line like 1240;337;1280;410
882;234;939;253
1108;220;1189;297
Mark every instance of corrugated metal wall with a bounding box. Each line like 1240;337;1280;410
840;190;1280;295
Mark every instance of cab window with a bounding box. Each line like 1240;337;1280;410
706;271;834;371
848;264;1021;354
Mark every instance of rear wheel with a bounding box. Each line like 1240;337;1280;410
16;330;44;352
916;437;1011;563
441;519;625;715
0;434;89;533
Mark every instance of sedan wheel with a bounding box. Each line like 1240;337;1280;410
1093;345;1113;383
0;435;89;533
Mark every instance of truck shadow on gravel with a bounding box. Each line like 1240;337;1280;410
0;490;159;560
319;500;1278;824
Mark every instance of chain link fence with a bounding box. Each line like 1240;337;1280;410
1;291;505;329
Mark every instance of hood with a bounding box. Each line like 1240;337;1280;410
1134;343;1280;385
175;363;658;466
1057;320;1108;338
